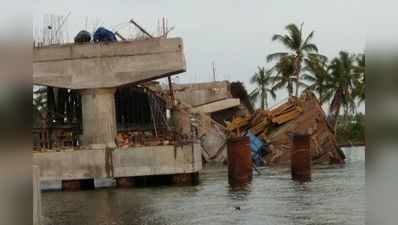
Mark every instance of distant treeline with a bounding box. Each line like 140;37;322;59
335;113;365;146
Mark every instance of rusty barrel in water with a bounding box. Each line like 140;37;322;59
291;134;311;182
227;136;252;186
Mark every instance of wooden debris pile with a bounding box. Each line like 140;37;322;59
225;91;345;165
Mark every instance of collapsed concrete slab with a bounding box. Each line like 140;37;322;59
171;81;253;163
226;90;345;165
191;98;241;114
173;81;233;107
264;91;345;165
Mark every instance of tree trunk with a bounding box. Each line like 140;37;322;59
295;74;299;97
261;86;265;110
294;55;301;97
333;105;341;133
287;81;293;97
319;88;323;104
295;62;301;97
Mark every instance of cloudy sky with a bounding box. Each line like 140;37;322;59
34;0;366;106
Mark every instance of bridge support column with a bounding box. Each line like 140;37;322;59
80;88;117;148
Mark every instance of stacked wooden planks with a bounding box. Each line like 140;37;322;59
226;97;302;138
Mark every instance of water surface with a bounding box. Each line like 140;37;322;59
43;147;365;225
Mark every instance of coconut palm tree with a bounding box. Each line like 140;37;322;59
353;54;365;105
323;51;359;130
33;86;48;123
267;23;321;97
302;54;329;104
249;66;276;109
269;55;296;97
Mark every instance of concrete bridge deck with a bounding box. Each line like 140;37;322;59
33;37;186;89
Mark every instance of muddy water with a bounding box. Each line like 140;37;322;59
43;147;365;225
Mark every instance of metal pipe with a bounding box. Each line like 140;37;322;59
291;133;312;182
227;136;252;186
129;19;153;38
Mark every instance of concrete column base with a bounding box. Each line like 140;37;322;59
80;88;117;148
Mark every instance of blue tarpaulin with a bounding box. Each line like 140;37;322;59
246;131;268;166
93;27;117;42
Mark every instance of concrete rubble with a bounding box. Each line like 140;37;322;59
167;81;253;163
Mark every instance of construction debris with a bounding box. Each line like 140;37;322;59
171;81;253;163
115;131;173;148
226;90;345;165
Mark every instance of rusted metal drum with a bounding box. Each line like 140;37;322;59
291;134;311;182
227;136;252;186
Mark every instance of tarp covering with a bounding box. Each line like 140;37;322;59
74;30;91;43
246;131;266;165
93;27;117;42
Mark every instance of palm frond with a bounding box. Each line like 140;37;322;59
266;52;289;62
302;31;314;48
271;34;294;50
285;23;302;49
302;43;318;53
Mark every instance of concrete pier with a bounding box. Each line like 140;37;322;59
80;88;117;147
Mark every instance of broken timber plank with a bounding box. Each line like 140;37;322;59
250;110;269;127
250;118;270;135
269;101;296;116
272;109;302;124
226;115;251;131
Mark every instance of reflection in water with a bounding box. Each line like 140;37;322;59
43;147;365;225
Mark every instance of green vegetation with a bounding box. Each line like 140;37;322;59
249;66;276;109
267;23;323;97
335;113;365;146
250;22;365;145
